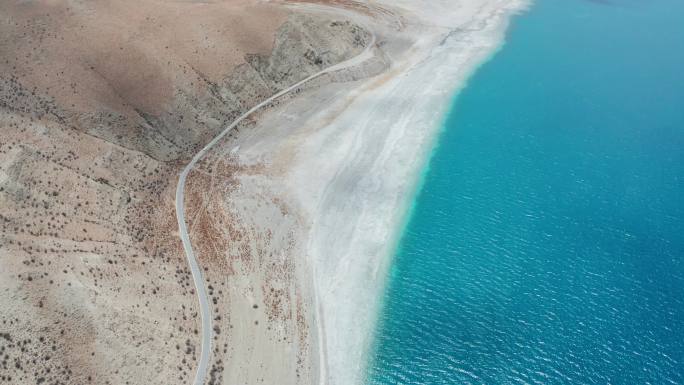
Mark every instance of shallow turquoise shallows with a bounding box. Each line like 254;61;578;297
367;0;684;384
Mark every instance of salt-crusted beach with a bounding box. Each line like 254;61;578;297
191;1;529;384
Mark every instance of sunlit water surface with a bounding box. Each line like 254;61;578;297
368;0;684;383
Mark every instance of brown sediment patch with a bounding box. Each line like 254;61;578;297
182;140;313;383
184;155;268;274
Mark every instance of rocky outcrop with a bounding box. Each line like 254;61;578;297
76;15;370;162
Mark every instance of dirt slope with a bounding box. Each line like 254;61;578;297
0;1;368;384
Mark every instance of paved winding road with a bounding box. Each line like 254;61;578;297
175;33;376;385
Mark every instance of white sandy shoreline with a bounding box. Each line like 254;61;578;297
204;1;531;384
363;0;535;360
300;2;531;384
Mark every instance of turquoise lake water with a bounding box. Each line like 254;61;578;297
368;0;684;384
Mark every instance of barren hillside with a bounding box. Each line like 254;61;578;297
0;1;368;384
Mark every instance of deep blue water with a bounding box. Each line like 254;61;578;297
368;0;684;384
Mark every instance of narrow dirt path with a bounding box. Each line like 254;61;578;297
175;30;376;385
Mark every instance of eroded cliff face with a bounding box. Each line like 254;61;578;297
0;1;368;384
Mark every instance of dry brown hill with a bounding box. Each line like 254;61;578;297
0;1;368;384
